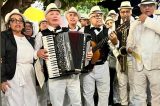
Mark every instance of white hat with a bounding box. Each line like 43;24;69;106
118;1;133;10
89;6;103;18
5;9;25;23
80;13;89;20
105;16;114;23
108;10;117;16
45;3;61;15
138;0;157;6
39;19;47;25
65;7;81;19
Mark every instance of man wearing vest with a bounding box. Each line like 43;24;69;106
80;5;118;106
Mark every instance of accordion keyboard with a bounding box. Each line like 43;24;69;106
42;35;61;78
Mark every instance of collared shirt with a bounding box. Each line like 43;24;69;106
69;25;80;31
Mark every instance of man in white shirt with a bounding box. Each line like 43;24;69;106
127;0;160;106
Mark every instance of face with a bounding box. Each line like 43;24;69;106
119;8;132;21
39;21;48;31
140;3;156;16
66;12;79;25
9;14;24;33
90;13;103;27
24;22;33;36
105;20;114;28
80;19;89;27
45;10;61;27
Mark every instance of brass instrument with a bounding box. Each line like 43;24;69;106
108;20;130;72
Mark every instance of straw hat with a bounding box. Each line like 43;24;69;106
118;1;133;10
45;3;61;15
5;9;25;23
88;6;103;18
80;13;89;20
105;16;114;23
65;7;81;19
108;10;117;16
138;0;157;6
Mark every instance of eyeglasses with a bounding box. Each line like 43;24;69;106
120;10;130;14
141;4;155;8
9;18;24;24
91;14;103;18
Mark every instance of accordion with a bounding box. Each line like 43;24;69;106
42;31;91;79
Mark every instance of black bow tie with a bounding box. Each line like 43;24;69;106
91;27;101;31
149;15;153;18
55;26;61;31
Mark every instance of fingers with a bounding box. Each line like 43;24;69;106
37;49;48;60
86;49;93;60
1;81;11;92
109;32;118;45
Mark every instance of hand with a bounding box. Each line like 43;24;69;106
86;48;93;60
109;31;118;45
128;47;133;54
138;14;147;23
1;81;11;92
37;49;48;60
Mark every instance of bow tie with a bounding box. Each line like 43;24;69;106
149;15;153;18
91;27;101;31
55;26;61;31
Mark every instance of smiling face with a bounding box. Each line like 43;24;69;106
45;10;61;27
9;14;24;33
90;13;103;27
140;3;156;16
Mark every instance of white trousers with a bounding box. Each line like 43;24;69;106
116;57;135;106
82;61;110;106
133;68;160;106
48;75;81;106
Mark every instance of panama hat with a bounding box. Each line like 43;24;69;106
118;1;133;10
45;3;61;15
5;9;25;23
65;7;81;19
138;0;157;6
88;6;103;18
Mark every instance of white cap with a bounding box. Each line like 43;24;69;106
105;16;114;23
5;9;25;23
45;3;61;15
89;6;103;18
80;13;89;20
65;7;81;19
138;0;157;6
108;10;117;16
118;1;133;10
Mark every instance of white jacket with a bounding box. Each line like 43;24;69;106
127;15;160;71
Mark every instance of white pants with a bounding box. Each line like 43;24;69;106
48;75;81;106
133;68;160;106
116;57;135;106
82;61;110;106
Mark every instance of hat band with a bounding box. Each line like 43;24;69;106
141;0;155;3
120;6;132;8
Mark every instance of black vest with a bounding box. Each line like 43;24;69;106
84;25;110;62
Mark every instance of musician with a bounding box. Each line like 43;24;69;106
107;10;119;21
79;13;90;27
113;1;135;106
39;19;48;31
35;3;93;106
65;7;81;31
79;6;118;106
1;9;38;106
127;0;160;106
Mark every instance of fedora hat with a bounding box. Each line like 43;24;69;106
118;1;133;10
80;13;89;20
138;0;157;6
88;6;103;18
5;9;25;23
108;10;117;16
45;3;61;15
105;16;114;23
65;7;81;19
